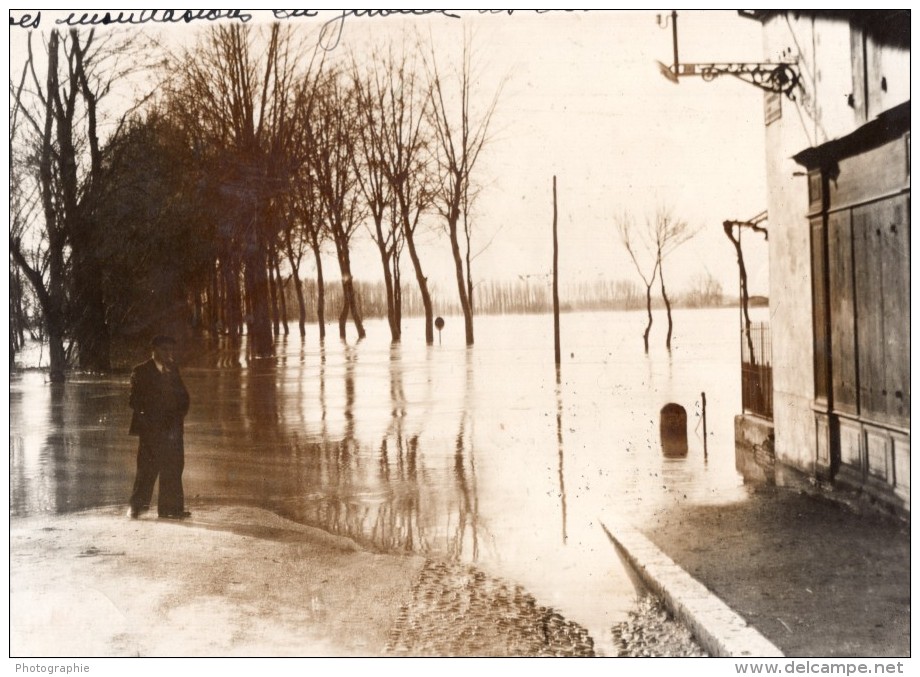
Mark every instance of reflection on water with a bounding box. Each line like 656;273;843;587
555;365;568;545
10;309;755;648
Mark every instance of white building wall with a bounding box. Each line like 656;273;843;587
760;16;823;474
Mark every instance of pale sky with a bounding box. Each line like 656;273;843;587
8;9;772;298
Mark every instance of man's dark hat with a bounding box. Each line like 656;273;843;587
151;334;177;348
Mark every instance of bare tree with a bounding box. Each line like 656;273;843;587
304;71;367;341
426;33;502;345
8;51;62;376
288;171;330;341
617;211;660;354
724;215;768;364
351;50;401;343
166;23;313;357
360;43;437;344
10;28;146;377
653;207;697;350
278;186;311;338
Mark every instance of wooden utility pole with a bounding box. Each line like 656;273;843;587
552;176;561;366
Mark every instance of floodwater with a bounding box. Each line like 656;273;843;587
9;308;760;652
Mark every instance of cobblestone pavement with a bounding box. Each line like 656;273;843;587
387;559;707;658
610;595;708;657
386;559;597;657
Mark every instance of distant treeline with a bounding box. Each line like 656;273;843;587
266;276;730;326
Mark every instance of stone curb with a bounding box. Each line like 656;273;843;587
602;522;784;658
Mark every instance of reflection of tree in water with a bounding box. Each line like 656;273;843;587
206;334;244;369
11;380;135;515
50;383;80;512
299;341;376;545
284;342;488;560
449;348;483;561
243;360;280;432
371;344;427;553
9;382;58;515
555;366;568;545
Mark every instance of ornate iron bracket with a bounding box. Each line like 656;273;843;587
659;61;801;100
656;11;801;101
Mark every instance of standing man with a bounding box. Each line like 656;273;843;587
128;335;191;519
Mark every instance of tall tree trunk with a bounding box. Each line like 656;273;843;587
208;262;220;334
335;242;366;340
274;255;289;336
312;241;326;342
268;245;281;338
282;235;306;338
724;223;757;365
10;238;67;381
465;218;474;316
643;283;653;355
404;229;433;345
393;253;402;331
72;261;111;371
448;214;474;345
338;297;349;340
243;238;274;357
292;271;306;338
659;255;673;351
30;33;67;382
373;214;400;343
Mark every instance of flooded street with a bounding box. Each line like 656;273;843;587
10;308;757;652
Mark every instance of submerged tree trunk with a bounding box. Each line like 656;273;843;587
404;229;434;345
273;253;289;336
448;212;474;345
372;214;400;343
642;281;654;355
282;235;306;338
393;249;403;331
243;237;274;358
292;271;306;338
208;262;220;334
223;257;244;337
268;251;281;339
10;238;67;382
659;253;674;351
335;243;366;341
312;241;326;342
72;256;111;372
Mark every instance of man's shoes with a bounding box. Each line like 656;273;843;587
158;511;192;520
127;506;148;519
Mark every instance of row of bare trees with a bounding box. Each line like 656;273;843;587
10;28;152;380
10;23;502;379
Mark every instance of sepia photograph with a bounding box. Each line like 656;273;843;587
7;8;911;669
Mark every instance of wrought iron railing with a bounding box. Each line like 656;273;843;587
741;321;773;419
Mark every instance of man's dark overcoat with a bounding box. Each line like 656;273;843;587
128;358;190;516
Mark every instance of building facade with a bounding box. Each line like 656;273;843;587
740;11;909;513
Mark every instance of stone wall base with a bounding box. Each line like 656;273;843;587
734;415;776;484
